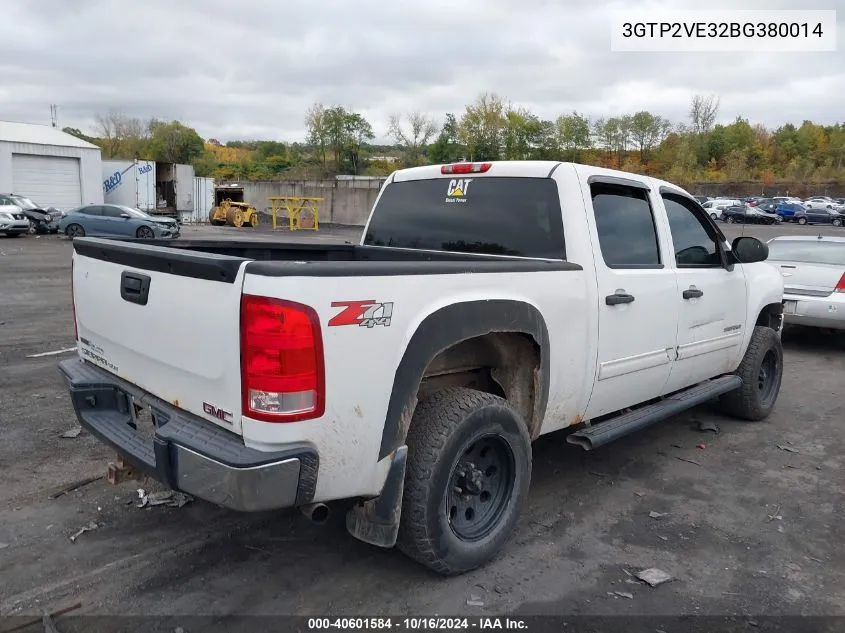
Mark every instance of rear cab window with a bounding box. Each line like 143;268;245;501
362;177;566;259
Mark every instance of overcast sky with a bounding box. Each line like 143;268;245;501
0;0;842;144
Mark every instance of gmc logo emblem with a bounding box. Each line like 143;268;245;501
203;402;233;424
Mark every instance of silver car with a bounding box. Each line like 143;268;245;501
767;235;845;330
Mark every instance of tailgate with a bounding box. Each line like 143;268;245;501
72;238;248;434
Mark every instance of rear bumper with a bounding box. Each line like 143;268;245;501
58;358;319;511
783;293;845;330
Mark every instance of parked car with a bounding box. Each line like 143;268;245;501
702;198;742;219
767;235;845;331
693;195;711;205
0;198;30;237
804;197;844;211
0;193;62;234
775;202;806;221
58;204;180;239
721;205;779;225
773;196;804;205
59;160;785;575
753;198;781;214
792;207;844;226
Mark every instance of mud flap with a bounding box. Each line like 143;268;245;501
345;445;407;548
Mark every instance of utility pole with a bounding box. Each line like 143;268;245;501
50;104;58;128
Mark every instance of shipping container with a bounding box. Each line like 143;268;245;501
190;176;215;222
102;159;156;212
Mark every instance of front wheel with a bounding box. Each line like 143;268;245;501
719;326;783;421
397;387;532;576
136;225;155;239
710;212;717;220
797;217;808;225
725;216;734;223
65;224;85;239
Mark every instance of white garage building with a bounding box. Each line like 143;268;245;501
0;121;103;211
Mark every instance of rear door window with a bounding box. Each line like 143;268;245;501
363;177;566;259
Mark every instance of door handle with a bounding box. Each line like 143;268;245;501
605;292;635;306
683;287;704;299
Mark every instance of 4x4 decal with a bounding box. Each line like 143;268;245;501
329;300;393;328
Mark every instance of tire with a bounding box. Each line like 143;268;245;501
28;220;37;235
136;225;155;239
65;224;85;239
397;387;532;576
719;326;783;421
710;213;717;220
725;216;734;223
833;219;842;227
797;217;807;225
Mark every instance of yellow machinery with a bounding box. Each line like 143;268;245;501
268;197;323;231
208;184;259;228
208;199;260;228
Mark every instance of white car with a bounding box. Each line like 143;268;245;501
804;197;844;211
59;161;785;575
767;235;845;331
0;198;30;237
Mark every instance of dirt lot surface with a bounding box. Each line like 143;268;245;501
2;222;844;621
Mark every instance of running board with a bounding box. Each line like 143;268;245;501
566;375;742;451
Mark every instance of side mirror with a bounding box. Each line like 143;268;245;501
731;236;768;263
120;213;131;219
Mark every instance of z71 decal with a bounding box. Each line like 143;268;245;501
329;300;394;328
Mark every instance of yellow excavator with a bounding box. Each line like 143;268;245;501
208;184;260;228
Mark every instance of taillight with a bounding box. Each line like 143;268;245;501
71;256;78;340
441;162;492;174
835;273;845;293
240;295;325;423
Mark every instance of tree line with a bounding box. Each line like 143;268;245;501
66;94;845;186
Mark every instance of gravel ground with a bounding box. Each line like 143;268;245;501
1;222;844;622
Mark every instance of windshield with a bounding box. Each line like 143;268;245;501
117;205;150;218
768;240;845;266
9;195;39;209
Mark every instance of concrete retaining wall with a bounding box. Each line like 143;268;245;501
242;179;386;226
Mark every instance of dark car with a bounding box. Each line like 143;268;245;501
792;207;844;227
0;193;63;234
693;195;711;204
753;198;781;214
721;205;778;225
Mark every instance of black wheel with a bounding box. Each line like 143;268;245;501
725;216;734;223
397;387;531;576
65;224;85;239
833;219;842;227
28;219;37;235
710;212;717;220
719;326;783;421
797;217;807;225
136;225;155;239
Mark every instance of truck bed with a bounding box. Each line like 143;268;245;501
73;237;580;282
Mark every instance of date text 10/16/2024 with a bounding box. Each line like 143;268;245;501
307;618;528;630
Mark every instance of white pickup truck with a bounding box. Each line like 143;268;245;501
60;161;785;575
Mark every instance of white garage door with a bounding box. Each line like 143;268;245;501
12;154;82;211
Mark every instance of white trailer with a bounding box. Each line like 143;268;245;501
102;159;156;212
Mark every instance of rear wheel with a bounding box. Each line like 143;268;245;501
65;224;85;239
833;218;842;227
710;212;717;220
136;225;155;239
397;387;532;576
725;216;734;223
719;326;783;421
797;217;808;225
